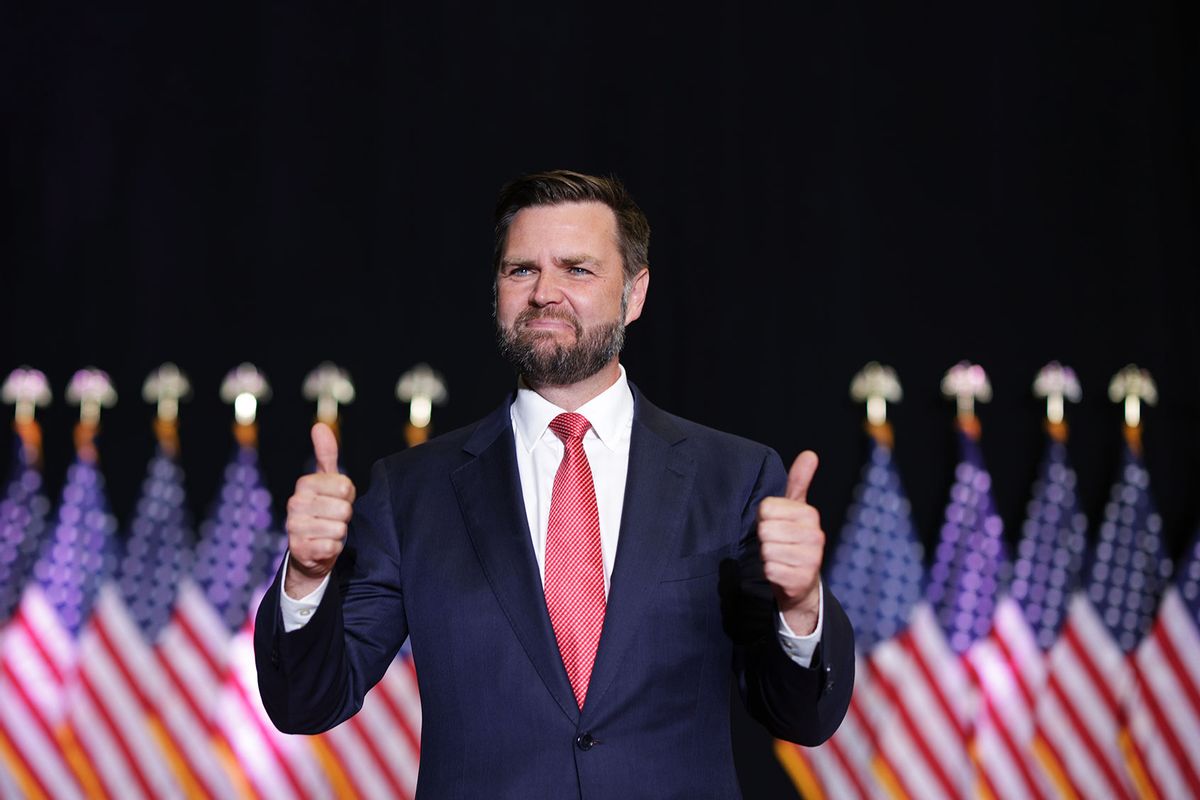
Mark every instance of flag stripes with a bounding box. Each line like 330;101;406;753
1035;593;1134;800
871;605;973;800
965;597;1051;800
71;586;184;799
0;588;84;800
1126;587;1200;799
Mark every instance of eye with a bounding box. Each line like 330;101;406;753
567;266;593;276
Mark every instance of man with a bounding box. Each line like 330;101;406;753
255;170;853;798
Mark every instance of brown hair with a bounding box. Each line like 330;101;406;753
493;170;650;283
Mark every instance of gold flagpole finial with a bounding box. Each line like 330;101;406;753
850;362;902;427
1108;364;1156;430
941;361;991;436
1033;362;1081;427
67;368;116;462
220;364;271;446
144;363;191;455
3;367;52;425
303;362;355;428
143;363;192;423
396;363;447;446
67;368;117;425
3;367;51;463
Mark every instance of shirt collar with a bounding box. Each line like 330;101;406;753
511;365;634;453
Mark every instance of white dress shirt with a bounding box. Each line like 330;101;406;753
281;366;822;667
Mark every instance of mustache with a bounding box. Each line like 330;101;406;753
514;307;582;336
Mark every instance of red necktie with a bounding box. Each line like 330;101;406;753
544;412;606;709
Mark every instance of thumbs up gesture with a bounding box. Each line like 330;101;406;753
757;451;824;636
284;423;357;598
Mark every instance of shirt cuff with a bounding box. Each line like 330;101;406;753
280;552;331;633
775;580;824;668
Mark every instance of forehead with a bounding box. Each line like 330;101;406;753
503;201;619;260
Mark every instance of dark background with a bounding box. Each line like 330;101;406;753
2;2;1197;797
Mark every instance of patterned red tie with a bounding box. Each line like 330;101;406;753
544;412;606;709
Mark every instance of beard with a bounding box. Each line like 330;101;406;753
496;307;626;387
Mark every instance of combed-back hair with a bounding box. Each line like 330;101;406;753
493;170;650;282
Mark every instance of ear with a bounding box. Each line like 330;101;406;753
623;268;650;325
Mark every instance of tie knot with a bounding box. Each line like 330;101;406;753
549;412;591;444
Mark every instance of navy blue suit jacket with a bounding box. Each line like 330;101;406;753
255;386;853;799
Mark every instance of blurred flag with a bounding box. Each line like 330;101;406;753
1123;527;1200;798
1033;424;1171;798
69;365;241;799
159;434;304;799
0;423;51;628
868;364;998;799
776;416;923;800
969;424;1087;799
0;414;118;799
0;368;53;627
211;364;334;798
964;365;1088;799
1012;364;1088;652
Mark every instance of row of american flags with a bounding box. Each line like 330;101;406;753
778;363;1199;799
2;354;1196;799
0;364;423;799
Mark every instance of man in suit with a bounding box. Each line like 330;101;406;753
255;170;854;798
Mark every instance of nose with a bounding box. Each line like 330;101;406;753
530;270;563;307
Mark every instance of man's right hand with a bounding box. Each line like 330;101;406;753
284;422;356;598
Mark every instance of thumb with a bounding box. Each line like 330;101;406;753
311;422;340;474
786;450;819;503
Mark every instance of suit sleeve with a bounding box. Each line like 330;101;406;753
723;449;855;746
254;458;409;734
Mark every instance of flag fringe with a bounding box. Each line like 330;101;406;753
213;735;258;800
0;729;49;800
772;740;825;800
1031;734;1078;800
56;722;106;799
1117;728;1158;800
311;734;361;799
147;715;206;800
872;754;909;800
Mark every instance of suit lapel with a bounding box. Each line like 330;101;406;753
451;401;580;723
582;388;694;717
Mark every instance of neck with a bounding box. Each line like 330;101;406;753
524;360;621;412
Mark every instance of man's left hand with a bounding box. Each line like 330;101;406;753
757;451;824;636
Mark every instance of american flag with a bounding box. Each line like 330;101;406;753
871;420;1002;799
0;424;51;797
776;424;923;800
66;430;225;799
201;436;333;799
1123;525;1200;798
0;426;50;627
151;435;269;799
967;425;1087;799
0;423;118;799
1033;433;1172;798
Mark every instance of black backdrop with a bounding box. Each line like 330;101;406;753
3;2;1198;797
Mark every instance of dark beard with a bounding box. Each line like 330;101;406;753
496;308;626;386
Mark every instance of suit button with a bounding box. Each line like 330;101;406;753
575;733;596;751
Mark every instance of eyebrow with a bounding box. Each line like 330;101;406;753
500;254;601;269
